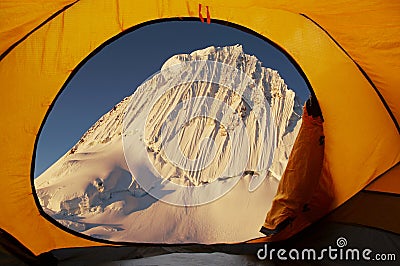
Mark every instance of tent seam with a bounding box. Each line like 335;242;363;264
0;0;80;62
300;13;400;134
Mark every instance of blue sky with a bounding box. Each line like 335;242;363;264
34;20;310;177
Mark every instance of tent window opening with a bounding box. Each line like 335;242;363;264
33;20;310;243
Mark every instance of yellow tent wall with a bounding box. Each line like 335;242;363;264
0;0;399;255
366;163;400;195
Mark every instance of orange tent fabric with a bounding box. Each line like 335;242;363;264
261;105;333;241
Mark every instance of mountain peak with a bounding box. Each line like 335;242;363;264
35;45;303;243
162;44;245;69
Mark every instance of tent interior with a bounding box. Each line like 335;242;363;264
0;0;399;264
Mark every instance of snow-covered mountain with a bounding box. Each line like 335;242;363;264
35;45;303;243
